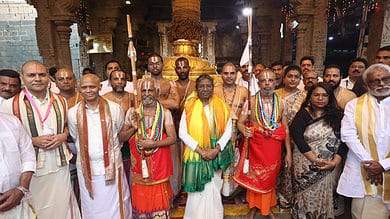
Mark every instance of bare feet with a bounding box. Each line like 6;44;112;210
246;207;257;219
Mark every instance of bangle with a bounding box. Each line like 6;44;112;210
16;186;29;197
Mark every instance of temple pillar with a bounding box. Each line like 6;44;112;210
367;0;390;64
204;22;217;65
157;22;171;57
28;0;78;69
293;0;328;74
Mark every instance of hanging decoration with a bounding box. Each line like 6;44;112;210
75;0;91;33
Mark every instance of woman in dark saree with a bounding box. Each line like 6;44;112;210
290;83;348;219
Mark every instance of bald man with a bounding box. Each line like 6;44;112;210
55;68;83;109
0;60;81;219
68;74;131;218
120;78;176;218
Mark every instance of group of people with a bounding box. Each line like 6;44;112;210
0;45;389;219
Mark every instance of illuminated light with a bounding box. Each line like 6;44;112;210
355;23;359;27
235;25;240;29
125;1;131;5
243;8;253;16
328;36;334;40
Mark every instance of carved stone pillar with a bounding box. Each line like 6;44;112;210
54;20;73;69
295;14;313;64
205;23;217;65
157;22;170;57
28;0;78;69
367;0;390;64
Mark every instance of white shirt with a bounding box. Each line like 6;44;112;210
340;76;354;90
68;99;124;176
99;80;134;96
0;113;36;193
179;106;232;151
0;96;5;105
337;95;390;198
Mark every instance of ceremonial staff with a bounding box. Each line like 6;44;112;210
126;14;149;178
243;8;253;174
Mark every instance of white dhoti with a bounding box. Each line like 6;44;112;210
183;171;223;219
78;167;131;219
0;199;36;219
30;165;81;219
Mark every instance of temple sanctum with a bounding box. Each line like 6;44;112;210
1;0;389;80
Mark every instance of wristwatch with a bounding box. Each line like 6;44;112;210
16;186;31;199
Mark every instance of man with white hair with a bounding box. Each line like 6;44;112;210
337;63;390;218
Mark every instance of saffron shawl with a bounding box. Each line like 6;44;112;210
182;94;233;192
76;98;116;198
355;94;390;203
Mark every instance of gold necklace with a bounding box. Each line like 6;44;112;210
223;85;237;108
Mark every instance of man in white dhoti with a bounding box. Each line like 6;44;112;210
0;60;81;219
337;63;390;218
179;74;233;219
68;74;131;219
0;113;36;219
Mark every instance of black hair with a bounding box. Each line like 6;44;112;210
300;82;342;131
349;57;368;69
300;56;315;65
0;69;21;86
283;65;302;78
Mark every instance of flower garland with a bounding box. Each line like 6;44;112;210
255;93;280;130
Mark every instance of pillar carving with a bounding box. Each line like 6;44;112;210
367;0;390;64
295;14;313;64
157;22;170;57
28;0;78;69
204;23;217;65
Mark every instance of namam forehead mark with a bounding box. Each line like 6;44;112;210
142;80;154;90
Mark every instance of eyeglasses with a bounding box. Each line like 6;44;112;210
367;76;390;86
148;62;163;66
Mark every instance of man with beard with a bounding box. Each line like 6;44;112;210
145;53;180;110
124;78;176;218
337;63;390;218
271;61;284;89
68;74;131;218
103;69;135;188
376;46;390;65
174;57;196;110
0;69;21;105
103;70;135;113
234;69;292;219
340;58;368;91
171;57;196;198
323;65;356;110
100;60;134;96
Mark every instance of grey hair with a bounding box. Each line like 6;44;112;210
362;63;390;83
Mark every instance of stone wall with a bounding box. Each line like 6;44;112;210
0;0;81;77
0;1;42;71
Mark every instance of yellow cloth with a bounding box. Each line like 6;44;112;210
355;94;390;203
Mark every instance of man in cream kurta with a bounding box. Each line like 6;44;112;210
0;113;36;219
337;63;390;219
68;74;131;219
0;61;80;219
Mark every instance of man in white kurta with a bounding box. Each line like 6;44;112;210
0;61;80;219
68;74;131;219
0;113;36;219
337;63;390;219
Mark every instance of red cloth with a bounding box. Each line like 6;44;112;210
129;133;173;184
233;125;286;194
